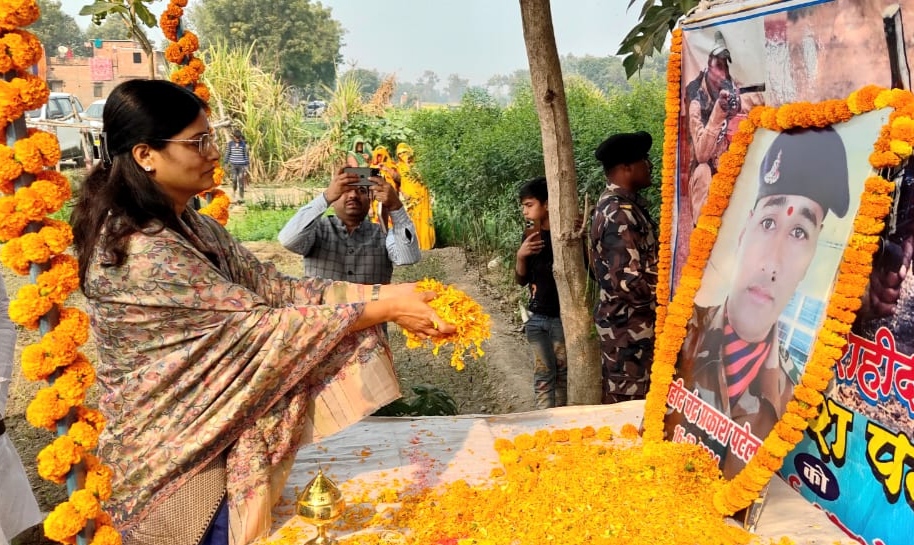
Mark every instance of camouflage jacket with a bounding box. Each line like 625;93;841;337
589;183;659;334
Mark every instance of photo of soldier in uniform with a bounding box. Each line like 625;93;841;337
667;127;851;478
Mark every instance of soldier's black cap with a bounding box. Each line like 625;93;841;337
594;131;652;171
756;127;849;219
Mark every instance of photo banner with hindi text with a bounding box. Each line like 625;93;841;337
666;2;914;544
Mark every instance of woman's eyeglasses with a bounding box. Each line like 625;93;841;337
160;132;216;155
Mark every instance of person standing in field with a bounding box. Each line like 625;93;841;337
589;131;659;405
224;129;250;204
515;176;567;409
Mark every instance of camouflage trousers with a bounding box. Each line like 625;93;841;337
525;313;568;409
596;323;653;405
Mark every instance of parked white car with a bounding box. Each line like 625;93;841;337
83;99;105;128
26;92;88;166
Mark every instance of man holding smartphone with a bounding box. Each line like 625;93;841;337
278;167;421;285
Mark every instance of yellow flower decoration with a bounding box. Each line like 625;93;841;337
646;81;903;516
403;278;491;370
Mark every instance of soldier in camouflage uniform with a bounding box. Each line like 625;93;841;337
589;131;659;404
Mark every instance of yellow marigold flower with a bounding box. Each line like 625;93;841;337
77;406;107;433
26;386;69;431
403;279;491;371
69;489;101;519
89;524;122;545
890;139;913;157
14;184;48;220
9;283;53;329
550;429;570;443
493;437;514;453
68;421;100;450
620;423;640;439
0;0;40;30
20;342;57;381
44;501;86;542
513;433;535;451
596;426;614;441
18;231;51;263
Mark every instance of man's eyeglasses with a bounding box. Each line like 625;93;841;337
160;132;216;156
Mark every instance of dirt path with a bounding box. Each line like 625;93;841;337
243;241;535;414
4;242;532;542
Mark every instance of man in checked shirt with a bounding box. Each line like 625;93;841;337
279;167;421;288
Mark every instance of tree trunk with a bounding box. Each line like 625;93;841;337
518;0;602;404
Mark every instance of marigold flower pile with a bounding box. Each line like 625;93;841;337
646;27;906;517
403;279;491;371
0;1;119;543
263;425;766;545
160;0;230;225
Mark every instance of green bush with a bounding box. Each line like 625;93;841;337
226;205;298;242
406;77;667;259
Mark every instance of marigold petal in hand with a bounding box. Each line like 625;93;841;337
402;278;491;371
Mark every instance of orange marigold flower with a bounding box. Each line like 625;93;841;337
403;279;491;371
620;423;640;439
89;524;121;545
26;386;68;431
44;501;86;542
513;433;535;451
0;235;30;271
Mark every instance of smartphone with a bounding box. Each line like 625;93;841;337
523;219;541;240
343;167;381;187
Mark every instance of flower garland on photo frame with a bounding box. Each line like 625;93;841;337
653;28;683;340
160;0;231;225
643;76;908;515
0;1;120;544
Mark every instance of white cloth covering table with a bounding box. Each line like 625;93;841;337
260;402;855;544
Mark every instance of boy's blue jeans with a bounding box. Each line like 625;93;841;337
524;313;568;409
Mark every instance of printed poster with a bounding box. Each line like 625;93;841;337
665;1;914;544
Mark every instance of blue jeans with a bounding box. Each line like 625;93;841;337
525;313;568;409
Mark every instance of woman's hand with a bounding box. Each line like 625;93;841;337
353;283;456;338
380;283;456;338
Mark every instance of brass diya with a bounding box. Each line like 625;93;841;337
297;468;345;545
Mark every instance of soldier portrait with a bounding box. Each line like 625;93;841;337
668;127;851;478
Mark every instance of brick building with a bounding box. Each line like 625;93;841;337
46;40;167;108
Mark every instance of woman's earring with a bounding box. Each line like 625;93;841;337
144;166;152;172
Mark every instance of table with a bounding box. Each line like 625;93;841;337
260;402;855;544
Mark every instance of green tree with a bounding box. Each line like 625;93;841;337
414;70;443;103
618;0;697;77
33;0;90;57
340;68;381;100
445;73;469;103
85;14;136;41
485;69;531;104
188;0;343;90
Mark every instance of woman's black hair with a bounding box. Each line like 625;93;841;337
70;79;208;291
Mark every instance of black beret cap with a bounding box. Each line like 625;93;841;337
757;127;849;219
594;131;652;171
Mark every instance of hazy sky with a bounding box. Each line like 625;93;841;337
62;0;642;85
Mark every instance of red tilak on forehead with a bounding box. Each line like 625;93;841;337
787;206;794;216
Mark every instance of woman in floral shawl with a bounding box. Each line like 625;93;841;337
70;80;453;545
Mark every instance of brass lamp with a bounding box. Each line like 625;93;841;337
296;468;346;545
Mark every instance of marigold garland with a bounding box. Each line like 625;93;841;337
403;279;491;371
645;83;905;516
160;0;231;221
653;28;682;340
0;2;121;543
